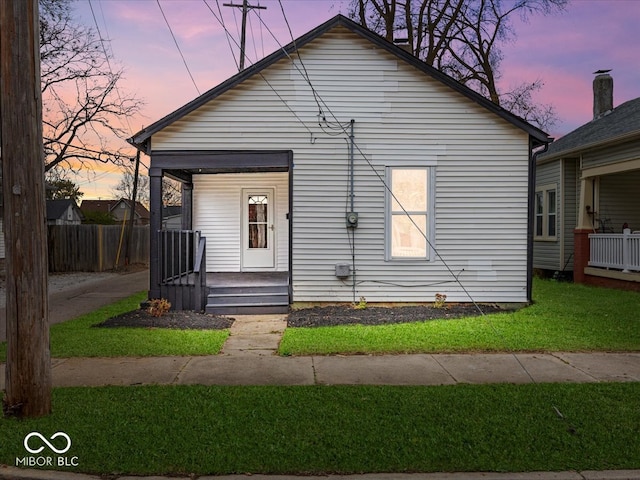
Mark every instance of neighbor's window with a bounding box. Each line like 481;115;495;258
386;168;432;259
535;184;557;239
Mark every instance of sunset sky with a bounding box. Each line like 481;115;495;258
69;0;640;199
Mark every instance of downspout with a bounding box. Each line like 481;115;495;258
527;139;550;303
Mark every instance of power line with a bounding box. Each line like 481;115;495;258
202;4;317;140
205;0;239;70
87;0;134;136
156;0;201;95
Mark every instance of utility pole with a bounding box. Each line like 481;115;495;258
0;0;52;417
223;0;266;70
123;150;141;268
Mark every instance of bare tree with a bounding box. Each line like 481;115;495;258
39;0;142;173
350;0;566;130
112;167;150;207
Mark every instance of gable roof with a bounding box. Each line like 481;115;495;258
128;14;550;151
539;97;640;161
112;198;150;220
47;199;81;221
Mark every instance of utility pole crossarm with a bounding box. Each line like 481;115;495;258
223;0;267;70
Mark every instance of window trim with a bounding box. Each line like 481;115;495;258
384;166;436;261
534;183;558;241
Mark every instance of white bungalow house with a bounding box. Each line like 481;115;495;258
129;15;550;313
534;72;640;290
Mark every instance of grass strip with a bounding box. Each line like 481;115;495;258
0;292;228;361
1;383;639;475
280;279;640;355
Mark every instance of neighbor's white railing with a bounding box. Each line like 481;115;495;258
589;230;640;272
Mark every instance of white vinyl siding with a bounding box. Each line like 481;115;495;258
152;27;532;303
192;172;289;272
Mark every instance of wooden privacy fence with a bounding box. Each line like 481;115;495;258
48;225;150;272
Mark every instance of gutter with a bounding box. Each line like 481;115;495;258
527;139;550;303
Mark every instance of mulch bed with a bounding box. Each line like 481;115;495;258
95;310;234;330
95;303;509;330
287;303;508;328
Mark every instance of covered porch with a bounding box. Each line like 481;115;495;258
149;151;293;312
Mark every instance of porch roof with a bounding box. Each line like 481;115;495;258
127;15;550;152
540;97;640;162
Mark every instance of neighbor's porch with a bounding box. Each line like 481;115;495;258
574;167;640;289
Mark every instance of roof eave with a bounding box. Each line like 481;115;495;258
538;129;640;163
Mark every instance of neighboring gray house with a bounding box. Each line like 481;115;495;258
129;15;550;313
46;199;83;225
534;72;640;290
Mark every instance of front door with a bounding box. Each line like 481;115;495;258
242;188;275;270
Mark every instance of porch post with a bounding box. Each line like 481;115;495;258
181;182;193;230
574;176;595;284
149;167;163;299
577;177;596;230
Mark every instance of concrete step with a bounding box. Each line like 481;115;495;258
206;283;289;315
207;293;289;306
209;285;288;295
206;304;290;315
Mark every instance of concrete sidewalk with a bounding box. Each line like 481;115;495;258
1;351;639;389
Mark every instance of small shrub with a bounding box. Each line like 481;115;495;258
354;296;367;310
434;293;447;309
147;298;171;317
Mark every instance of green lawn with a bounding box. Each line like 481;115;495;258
0;292;228;361
280;279;640;355
1;383;639;475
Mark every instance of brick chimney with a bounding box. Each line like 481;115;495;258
593;71;613;119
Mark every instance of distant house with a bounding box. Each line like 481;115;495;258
128;15;550;313
46;199;83;225
534;72;640;290
80;199;150;226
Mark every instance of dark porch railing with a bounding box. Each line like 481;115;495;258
158;230;207;311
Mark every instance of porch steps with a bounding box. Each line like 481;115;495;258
206;284;289;315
